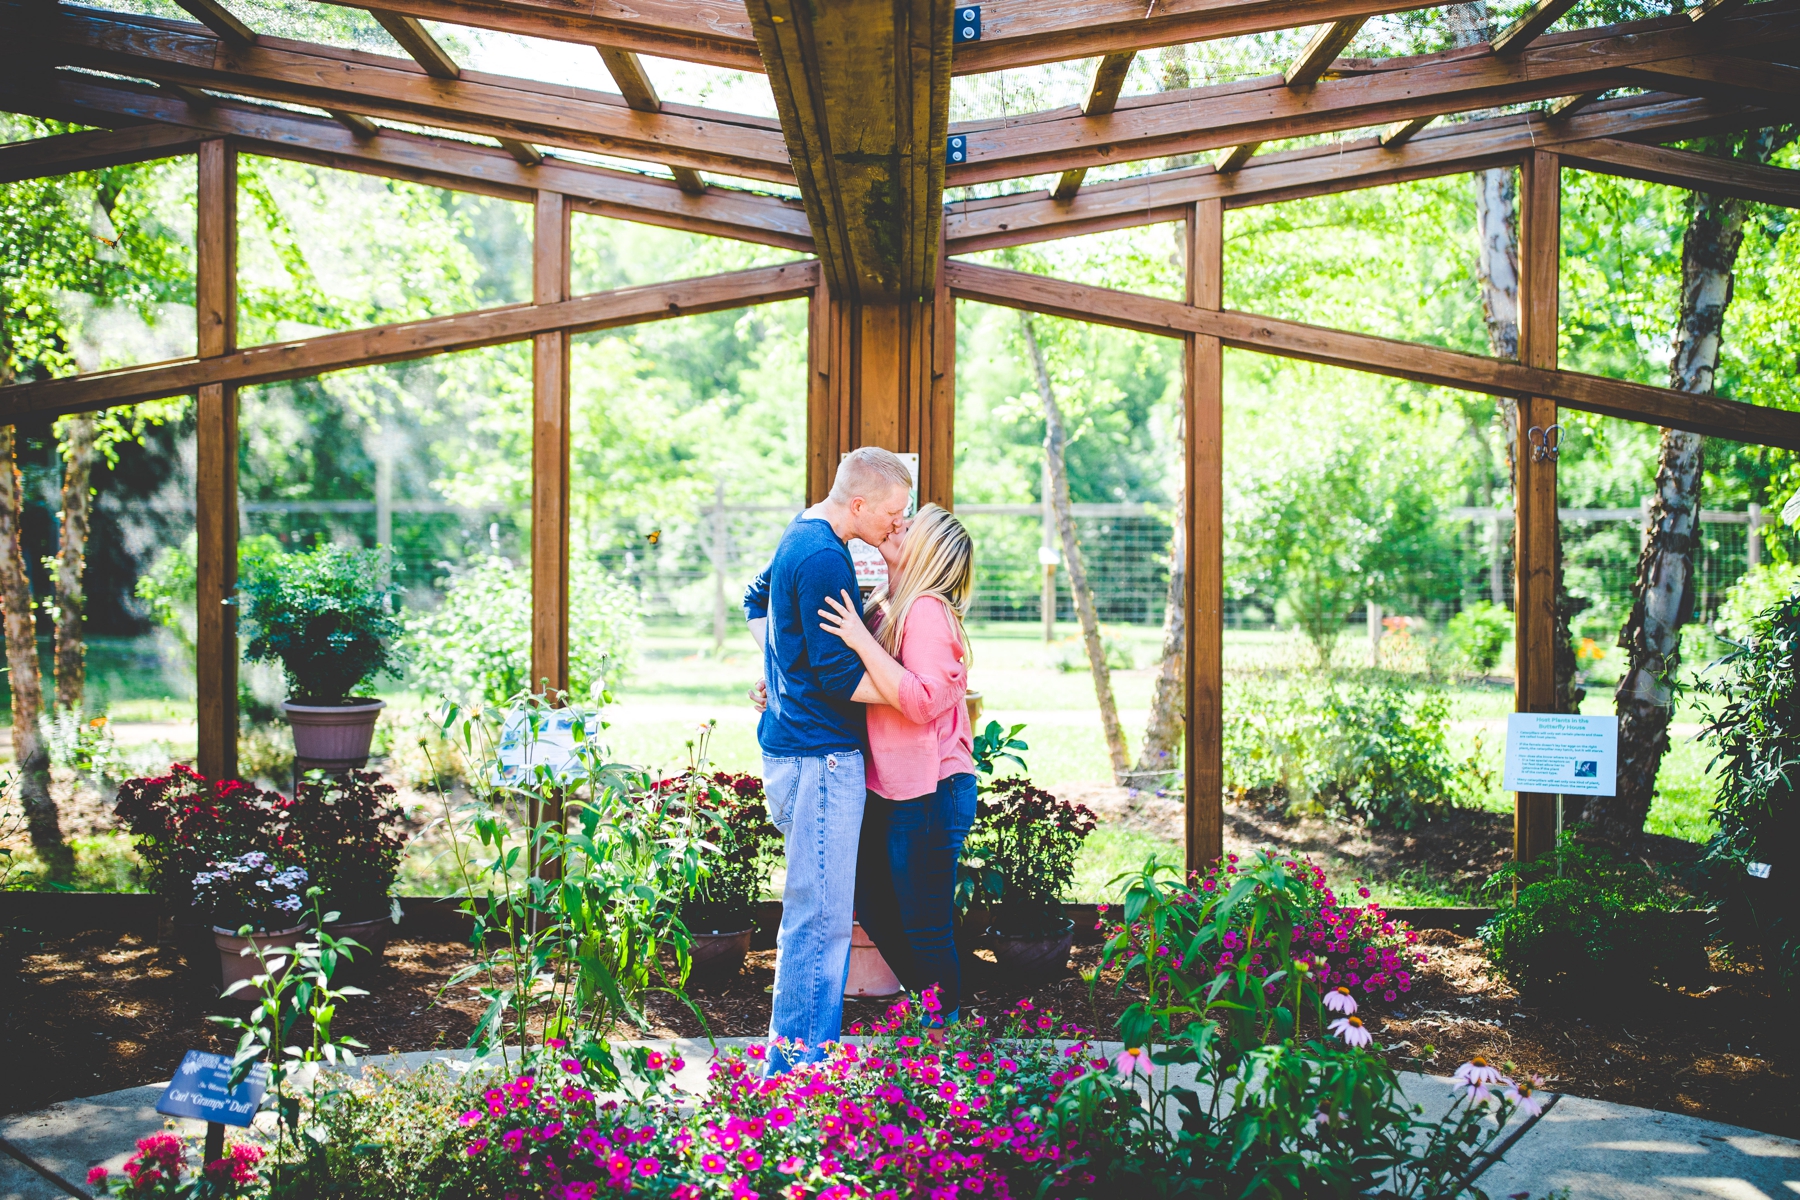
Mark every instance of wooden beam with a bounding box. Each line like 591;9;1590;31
1691;0;1747;23
1379;115;1434;147
298;0;764;73
0;260;821;419
1492;0;1581;55
162;82;213;106
943;6;1795;185
327;109;379;138
595;46;706;194
369;7;459;78
172;0;254;45
496;137;542;165
1185;196;1224;874
1546;90;1603;119
944;93;1756;251
1286;17;1367;85
1560;136;1800;208
750;0;951;303
0;123;204;181
1050;51;1135;201
531;190;570;698
1513;148;1560;863
1214;142;1260;173
1626;53;1800;107
6;74;813;248
27;7;795;185
942;260;1800;449
194;137;237;783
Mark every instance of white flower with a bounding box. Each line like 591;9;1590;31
1504;1074;1548;1117
1453;1056;1504;1088
1323;986;1358;1015
1329;1015;1372;1047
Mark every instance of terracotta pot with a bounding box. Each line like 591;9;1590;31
688;927;754;980
213;925;308;999
283;698;386;773
325;914;395;979
988;917;1075;979
844;920;903;998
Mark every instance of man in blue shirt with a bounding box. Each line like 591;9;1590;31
744;447;912;1073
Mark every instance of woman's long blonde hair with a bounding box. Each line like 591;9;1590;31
869;503;974;666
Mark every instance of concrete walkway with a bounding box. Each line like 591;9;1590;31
4;1039;1795;1199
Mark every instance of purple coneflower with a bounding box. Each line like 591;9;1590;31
1329;1015;1372;1047
1323;986;1358;1015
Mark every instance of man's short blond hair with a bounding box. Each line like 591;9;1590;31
829;447;913;505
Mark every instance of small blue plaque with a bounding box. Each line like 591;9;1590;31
953;5;980;42
155;1051;269;1128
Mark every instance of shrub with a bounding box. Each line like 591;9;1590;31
239;542;406;704
961;776;1096;936
406;557;642;707
1224;671;1481;829
1445;600;1510;675
113;765;296;909
674;770;780;932
1102;853;1425;1008
286;770;408;920
1696;577;1800;995
1478;837;1695;996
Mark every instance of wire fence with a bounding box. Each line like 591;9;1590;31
237;494;1784;641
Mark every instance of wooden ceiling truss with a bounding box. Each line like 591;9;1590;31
3;0;1798;864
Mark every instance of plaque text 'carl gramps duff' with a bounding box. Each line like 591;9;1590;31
155;1051;269;1127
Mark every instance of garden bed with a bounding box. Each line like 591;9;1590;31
7;921;1794;1137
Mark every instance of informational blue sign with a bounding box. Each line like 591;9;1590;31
155;1051;268;1127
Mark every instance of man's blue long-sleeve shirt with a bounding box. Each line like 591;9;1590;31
745;517;866;756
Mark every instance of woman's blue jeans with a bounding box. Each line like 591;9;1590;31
855;772;978;1020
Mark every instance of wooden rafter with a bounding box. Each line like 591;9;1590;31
944;259;1800;448
1690;0;1747;21
1546;90;1603;119
22;6;795;184
0;260;821;419
171;0;253;45
1214;17;1369;178
1559;136;1800;207
1379;115;1434;147
327;108;379;137
750;0;951;302
0;73;814;248
0;122;205;180
1490;0;1581;55
597;47;706;195
1626;53;1800;107
368;8;458;78
943;6;1796;185
1051;50;1134;202
944;93;1760;251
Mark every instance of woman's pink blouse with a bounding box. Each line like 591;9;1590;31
864;596;974;800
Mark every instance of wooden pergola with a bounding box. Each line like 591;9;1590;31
4;0;1798;868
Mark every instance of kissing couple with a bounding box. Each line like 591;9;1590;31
744;446;976;1074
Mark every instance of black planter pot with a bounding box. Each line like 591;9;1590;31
987;916;1076;979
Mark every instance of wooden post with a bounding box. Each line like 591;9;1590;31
803;242;955;510
531;190;571;699
1185;197;1225;873
195;138;238;783
1514;150;1560;863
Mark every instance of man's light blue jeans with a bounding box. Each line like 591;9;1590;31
762;749;866;1074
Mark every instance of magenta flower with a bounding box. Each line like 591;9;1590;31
778;1155;803;1175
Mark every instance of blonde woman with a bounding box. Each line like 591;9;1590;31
817;503;976;1023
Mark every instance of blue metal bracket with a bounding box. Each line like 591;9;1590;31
954;5;981;42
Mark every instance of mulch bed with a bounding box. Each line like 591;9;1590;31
6;922;1795;1139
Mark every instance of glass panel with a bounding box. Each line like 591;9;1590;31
1225;176;1490;353
570;213;806;294
236;156;531;344
568;299;808;779
1;127;197;373
954;221;1184;299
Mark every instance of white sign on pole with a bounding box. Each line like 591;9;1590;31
845;452;919;590
1503;713;1618;796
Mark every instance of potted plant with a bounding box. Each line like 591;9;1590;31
193;851;313;996
239;543;406;773
962;776;1095;977
113;765;296;972
676;769;782;980
287;770;409;967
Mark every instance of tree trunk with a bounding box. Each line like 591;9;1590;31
54;414;95;713
1134;404;1185;785
0;423;71;883
1020;313;1130;785
1592;126;1792;836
